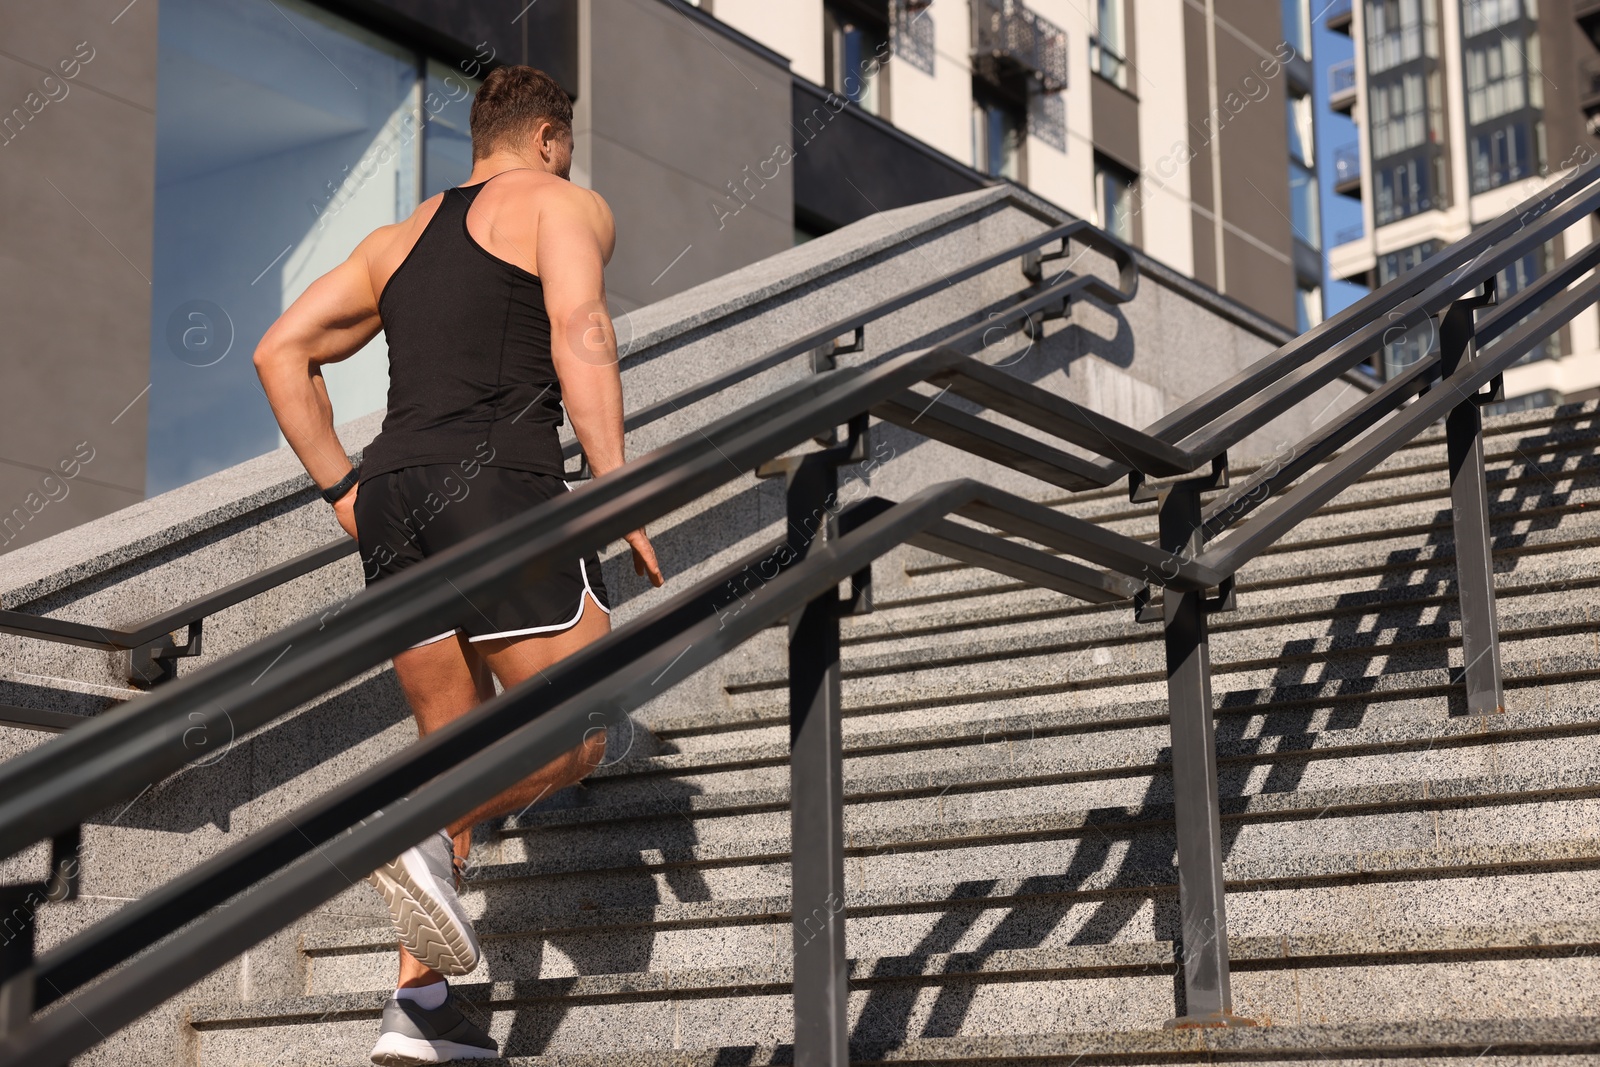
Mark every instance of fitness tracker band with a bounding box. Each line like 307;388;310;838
321;466;359;505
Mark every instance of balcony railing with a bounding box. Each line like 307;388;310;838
1334;144;1362;190
1334;222;1367;246
971;0;1069;94
1330;57;1357;96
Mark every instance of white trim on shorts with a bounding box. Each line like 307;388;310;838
406;628;461;650
406;484;609;649
465;556;610;642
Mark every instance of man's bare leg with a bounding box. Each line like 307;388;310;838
388;604;612;989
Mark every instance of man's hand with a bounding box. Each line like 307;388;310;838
332;484;359;541
625;529;664;587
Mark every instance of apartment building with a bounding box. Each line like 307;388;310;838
710;0;1325;323
1326;0;1600;405
0;0;1319;551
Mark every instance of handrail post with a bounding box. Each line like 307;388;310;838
1146;469;1251;1028
0;828;77;1037
784;451;850;1067
1438;292;1505;715
0;887;35;1037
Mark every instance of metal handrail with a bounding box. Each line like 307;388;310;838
0;220;1137;693
563;218;1137;461
6;154;1580;831
11;150;1595;675
3;160;1600;1063
0;538;357;689
0;273;1176;1064
1146;158;1600;449
0;266;1151;851
2;479;1146;1065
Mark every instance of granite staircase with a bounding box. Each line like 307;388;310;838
183;400;1600;1064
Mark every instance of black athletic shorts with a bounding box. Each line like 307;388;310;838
354;463;610;649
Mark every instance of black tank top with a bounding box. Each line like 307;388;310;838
360;176;565;483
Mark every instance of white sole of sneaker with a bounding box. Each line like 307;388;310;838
367;847;480;976
369;1030;498;1065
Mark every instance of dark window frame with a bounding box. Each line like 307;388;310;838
824;0;892;118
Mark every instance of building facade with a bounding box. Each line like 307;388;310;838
0;0;1319;553
1326;0;1600;405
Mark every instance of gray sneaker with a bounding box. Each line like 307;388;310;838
367;830;481;976
369;993;498;1065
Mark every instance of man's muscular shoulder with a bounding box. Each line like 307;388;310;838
528;178;615;263
560;185;614;265
577;187;617;263
360;191;446;292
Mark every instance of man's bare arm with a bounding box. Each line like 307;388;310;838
254;229;387;534
541;189;623;474
540;187;662;584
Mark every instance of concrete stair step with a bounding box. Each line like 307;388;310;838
841;556;1600;653
453;767;1600;915
171;401;1600;1062
300;849;1600;996
919;414;1600;543
720;625;1596;722
538;698;1600;835
440;1015;1600;1065
648;649;1600;757
1011;404;1599;528
929;443;1600;560
618;677;1592;791
488;773;1600;885
723;595;1598;699
869;565;1600;656
188;922;1600;1063
886;495;1600;609
903;474;1600;592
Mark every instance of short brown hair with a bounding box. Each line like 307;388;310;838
469;66;573;160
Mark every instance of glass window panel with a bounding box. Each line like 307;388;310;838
149;0;421;494
1282;0;1311;57
1465;35;1526;125
973;94;1023;180
1096;0;1129;86
1461;0;1523;36
1370;72;1426;158
423;60;479;199
1374;156;1434;223
1095;155;1136;242
1366;0;1427;74
1528;32;1542;110
1376;240;1438;376
825;4;887;116
1377;240;1437;284
1288;90;1315;165
1496;242;1556;363
1290;163;1320;248
1098;0;1125;56
1471;118;1540;191
1294;281;1322;334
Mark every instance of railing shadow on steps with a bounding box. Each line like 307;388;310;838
0;157;1599;1065
857;410;1600;1023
